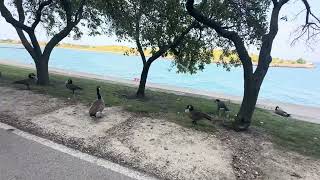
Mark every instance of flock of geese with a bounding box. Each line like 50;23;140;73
9;73;104;118
2;72;291;121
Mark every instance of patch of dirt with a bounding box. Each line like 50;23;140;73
0;85;320;180
0;86;65;117
30;105;235;179
31;105;131;140
102;117;235;180
257;142;320;180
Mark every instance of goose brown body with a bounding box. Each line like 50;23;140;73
13;73;37;89
89;86;105;117
275;106;290;117
65;79;82;94
185;105;212;124
215;99;229;111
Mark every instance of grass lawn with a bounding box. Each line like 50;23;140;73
0;64;319;158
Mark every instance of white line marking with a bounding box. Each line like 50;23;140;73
0;122;157;180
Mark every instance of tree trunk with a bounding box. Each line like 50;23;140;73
35;57;49;85
136;63;151;98
233;78;260;131
233;68;269;131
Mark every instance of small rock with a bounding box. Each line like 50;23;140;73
149;138;155;141
164;147;168;150
314;137;318;140
241;169;246;174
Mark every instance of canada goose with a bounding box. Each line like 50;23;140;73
185;105;212;124
13;73;37;89
89;86;105;117
275;106;290;117
215;99;229;112
65;79;82;94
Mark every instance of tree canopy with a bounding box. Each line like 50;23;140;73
97;0;214;96
0;0;102;84
99;0;215;73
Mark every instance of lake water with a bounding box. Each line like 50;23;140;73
1;44;319;107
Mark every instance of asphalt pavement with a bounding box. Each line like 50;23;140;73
0;128;138;180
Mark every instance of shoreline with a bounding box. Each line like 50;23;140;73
0;59;319;124
0;42;316;69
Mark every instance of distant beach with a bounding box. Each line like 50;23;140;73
0;40;316;69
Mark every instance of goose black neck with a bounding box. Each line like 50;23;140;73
97;88;101;99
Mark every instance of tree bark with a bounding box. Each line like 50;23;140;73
35;56;50;85
233;78;259;131
136;62;151;97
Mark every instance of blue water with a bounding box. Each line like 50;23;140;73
1;44;320;107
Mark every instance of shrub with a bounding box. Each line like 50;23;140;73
296;58;307;64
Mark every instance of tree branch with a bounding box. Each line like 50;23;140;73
43;0;85;58
0;0;32;32
272;0;278;6
298;0;320;40
279;0;290;6
186;0;252;74
147;21;196;64
74;0;85;24
31;0;53;29
15;28;38;59
134;14;146;66
61;0;72;24
254;1;289;80
15;0;25;23
11;0;36;59
302;0;320;23
27;31;42;55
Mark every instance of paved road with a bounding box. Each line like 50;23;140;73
0;128;136;180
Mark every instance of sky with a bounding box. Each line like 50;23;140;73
0;0;319;62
